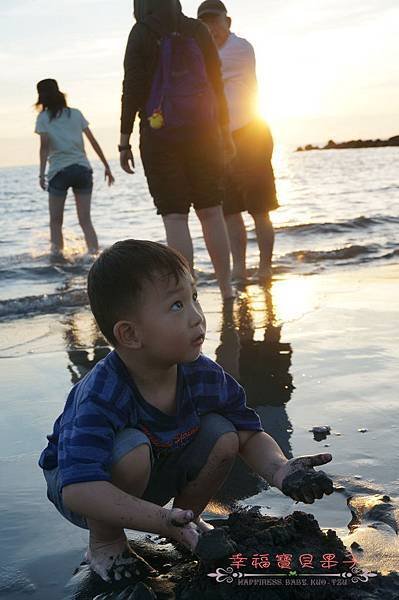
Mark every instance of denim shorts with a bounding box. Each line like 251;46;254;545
48;163;93;198
43;413;237;530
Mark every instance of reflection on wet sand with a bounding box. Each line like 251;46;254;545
62;311;111;384
215;284;295;504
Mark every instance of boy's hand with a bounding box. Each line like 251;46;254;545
164;508;200;551
273;453;333;504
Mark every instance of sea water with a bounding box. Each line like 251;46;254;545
0;146;398;317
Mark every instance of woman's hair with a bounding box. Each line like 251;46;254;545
35;79;68;121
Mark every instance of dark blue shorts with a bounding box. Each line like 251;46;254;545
48;164;93;198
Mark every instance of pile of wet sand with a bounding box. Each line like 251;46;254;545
71;509;399;600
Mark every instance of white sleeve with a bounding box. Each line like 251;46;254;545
78;110;90;130
34;113;47;134
243;40;256;74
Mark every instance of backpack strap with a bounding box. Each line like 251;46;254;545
159;36;174;95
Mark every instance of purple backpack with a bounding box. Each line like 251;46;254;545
145;33;218;142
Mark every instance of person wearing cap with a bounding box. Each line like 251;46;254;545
35;79;114;257
119;0;235;301
198;1;279;283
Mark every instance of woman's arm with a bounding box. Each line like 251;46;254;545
120;24;156;174
39;133;49;190
83;127;115;186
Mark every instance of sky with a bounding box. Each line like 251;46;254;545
1;0;399;167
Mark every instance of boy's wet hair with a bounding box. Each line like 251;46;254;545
88;239;189;346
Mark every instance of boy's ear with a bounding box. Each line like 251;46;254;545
113;320;142;349
227;16;232;28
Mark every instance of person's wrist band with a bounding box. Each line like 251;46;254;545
118;144;131;152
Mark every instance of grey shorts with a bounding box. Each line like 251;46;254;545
43;412;237;530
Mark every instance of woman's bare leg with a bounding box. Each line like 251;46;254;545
196;205;234;299
74;192;99;254
48;194;66;254
163;213;194;273
225;212;247;281
253;212;274;280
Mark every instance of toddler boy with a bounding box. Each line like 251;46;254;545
39;240;333;582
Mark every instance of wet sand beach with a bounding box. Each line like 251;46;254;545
0;262;398;598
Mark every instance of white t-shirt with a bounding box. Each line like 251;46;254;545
35;108;91;181
219;33;258;132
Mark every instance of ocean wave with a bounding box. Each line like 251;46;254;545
0;253;92;283
382;248;399;260
276;215;399;236
0;288;88;320
1;246;398;320
283;244;379;263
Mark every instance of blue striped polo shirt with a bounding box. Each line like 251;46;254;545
39;352;262;490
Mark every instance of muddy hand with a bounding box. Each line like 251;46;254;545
273;454;333;504
166;508;201;551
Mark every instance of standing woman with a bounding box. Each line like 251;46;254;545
35;79;114;257
120;0;235;300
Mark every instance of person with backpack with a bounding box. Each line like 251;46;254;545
119;0;235;300
198;1;279;284
35;79;114;258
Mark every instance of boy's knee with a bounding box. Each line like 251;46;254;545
111;443;152;496
212;430;239;462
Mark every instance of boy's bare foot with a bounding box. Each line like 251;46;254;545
195;516;214;532
86;533;157;583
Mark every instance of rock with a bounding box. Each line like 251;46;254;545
195;528;237;561
309;426;331;441
296;135;399;152
350;541;364;552
343;494;399;576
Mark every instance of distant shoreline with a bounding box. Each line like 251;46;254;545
296;135;399;152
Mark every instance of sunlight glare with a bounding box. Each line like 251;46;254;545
272;277;317;324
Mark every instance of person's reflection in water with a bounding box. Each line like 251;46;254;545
63;312;111;384
215;285;295;505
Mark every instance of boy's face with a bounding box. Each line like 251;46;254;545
131;269;206;366
200;14;231;48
